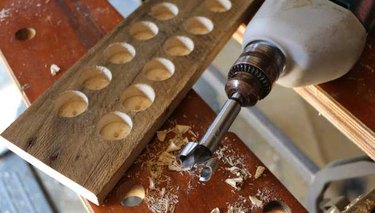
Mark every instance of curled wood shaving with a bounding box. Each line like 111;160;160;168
157;152;176;166
225;177;243;189
50;64;61;76
249;195;263;208
166;142;181;152
254;166;265;179
157;130;168;141
175;125;190;134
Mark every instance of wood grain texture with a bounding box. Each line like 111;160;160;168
85;90;307;213
1;0;258;205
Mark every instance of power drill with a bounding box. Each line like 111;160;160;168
179;0;373;170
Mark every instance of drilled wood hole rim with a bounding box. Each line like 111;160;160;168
80;66;112;91
184;16;214;35
104;42;136;64
130;21;159;41
149;2;179;21
121;84;156;112
97;111;133;141
205;0;232;13
142;57;175;81
55;90;89;118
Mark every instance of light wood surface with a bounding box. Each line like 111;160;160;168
0;0;258;205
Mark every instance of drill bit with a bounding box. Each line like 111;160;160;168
179;93;241;170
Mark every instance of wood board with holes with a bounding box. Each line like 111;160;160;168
0;0;258;205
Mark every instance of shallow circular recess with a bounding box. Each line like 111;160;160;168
15;27;36;41
263;201;291;213
163;36;194;56
80;66;112;90
185;16;214;35
98;111;133;140
205;0;232;13
120;184;145;207
104;42;136;64
121;84;155;112
56;90;88;118
150;2;179;21
130;21;158;41
143;58;175;81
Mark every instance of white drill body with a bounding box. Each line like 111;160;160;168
243;0;367;87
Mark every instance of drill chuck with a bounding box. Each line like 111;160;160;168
226;40;285;106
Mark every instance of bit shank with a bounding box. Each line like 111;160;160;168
199;93;241;154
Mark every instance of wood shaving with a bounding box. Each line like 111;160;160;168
157;152;176;166
254;166;265;179
175;125;190;134
166;142;180;152
50;64;61;76
148;177;155;190
157;130;168;141
249;195;263;208
211;207;220;213
225;177;243;189
0;9;11;22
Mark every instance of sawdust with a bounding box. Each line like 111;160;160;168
226;196;250;213
0;9;11;22
145;186;179;213
216;145;250;190
135;123;276;212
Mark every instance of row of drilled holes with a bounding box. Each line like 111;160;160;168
55;0;232;141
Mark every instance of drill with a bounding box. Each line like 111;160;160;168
179;0;372;170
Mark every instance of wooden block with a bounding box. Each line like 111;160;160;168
1;0;258;205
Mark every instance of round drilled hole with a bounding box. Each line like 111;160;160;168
130;21;158;41
185;16;214;35
163;36;194;56
80;66;112;90
56;91;88;118
150;2;178;21
143;58;175;81
98;112;133;140
263;201;291;213
121;84;155;112
206;0;232;13
104;42;136;64
120;184;145;207
15;27;36;41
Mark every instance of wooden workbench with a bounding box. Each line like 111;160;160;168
0;0;372;212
